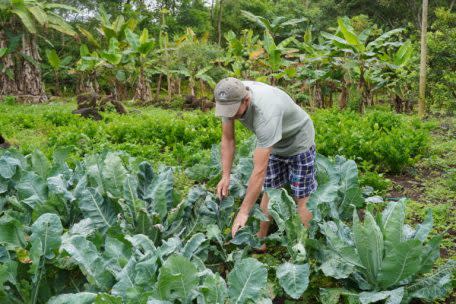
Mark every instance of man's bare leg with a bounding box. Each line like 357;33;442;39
255;194;312;252
256;193;271;252
295;196;312;228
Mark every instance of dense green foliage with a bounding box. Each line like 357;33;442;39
312;108;431;173
0;141;453;303
0;102;430;175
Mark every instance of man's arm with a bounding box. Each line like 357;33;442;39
231;146;271;237
217;119;235;199
221;119;235;178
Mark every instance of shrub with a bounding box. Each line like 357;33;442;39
312;108;431;173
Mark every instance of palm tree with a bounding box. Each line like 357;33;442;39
0;0;77;103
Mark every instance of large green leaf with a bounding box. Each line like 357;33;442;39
76;187;116;233
48;292;98;304
45;49;61;69
28;5;47;26
200;271;227;304
157;255;199;302
393;40;413;66
0;216;26;249
337;18;362;50
47;14;77;36
417;235;441;274
358;287;404;304
111;256;139;299
227;258;267;304
125;28;139;50
0;47;7;58
182;233;206;258
377;239;422;289
30;213;62;260
16;172;47;209
12;8;37;33
276;262;310;299
47;174;74;202
102;152;127;198
413;209;433;242
404;260;456;302
320;253;356;279
319;288;360;304
61;235;114;289
381;200;405;252
353;210;383;286
143;167;174;219
0;153;22;179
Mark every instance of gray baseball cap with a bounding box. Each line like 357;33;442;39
214;77;248;117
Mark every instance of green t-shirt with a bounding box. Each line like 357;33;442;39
224;81;315;156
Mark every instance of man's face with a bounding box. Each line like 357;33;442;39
229;96;250;120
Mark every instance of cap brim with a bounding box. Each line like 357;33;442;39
215;101;241;117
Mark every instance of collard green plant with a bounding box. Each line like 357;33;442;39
317;199;455;304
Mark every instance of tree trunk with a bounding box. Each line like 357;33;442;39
394;94;404;113
0;28;19;97
339;81;348;109
217;0;224;45
54;70;62;96
156;74;162;101
199;79;205;97
418;0;428;118
177;78;181;95
358;66;366;114
189;79;195;96
167;75;173;100
18;32;48;103
135;69;153;104
315;84;323;108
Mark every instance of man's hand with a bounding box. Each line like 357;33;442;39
216;175;230;200
231;210;249;238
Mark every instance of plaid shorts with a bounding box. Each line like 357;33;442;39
264;145;317;198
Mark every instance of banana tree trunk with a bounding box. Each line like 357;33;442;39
339;81;348;109
199;79;205;97
177;77;181;95
18;32;48;103
167;75;173;100
358;66;366;114
0;27;19;97
155;74;162;101
135;69;153;104
54;70;62;96
189;78;195;96
394;94;404;113
315;84;323;108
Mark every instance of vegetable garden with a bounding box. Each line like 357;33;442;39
1;0;455;303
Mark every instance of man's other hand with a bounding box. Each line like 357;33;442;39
216;175;230;200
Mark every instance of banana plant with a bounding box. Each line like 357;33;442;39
317;199;456;304
322;17;404;113
124;28;156;104
259;31;297;85
380;40;415;113
241;10;307;39
175;65;216;97
222;29;263;80
77;6;137;50
0;0;77;102
73;44;101;94
44;49;72;96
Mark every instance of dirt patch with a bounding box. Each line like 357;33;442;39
385;173;426;202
